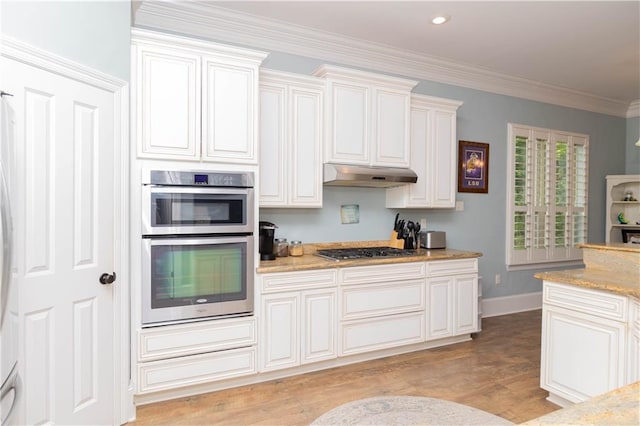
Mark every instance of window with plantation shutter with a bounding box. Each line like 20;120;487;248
506;124;588;267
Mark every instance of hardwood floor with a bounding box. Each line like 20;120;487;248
132;310;560;425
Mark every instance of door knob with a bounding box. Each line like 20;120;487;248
99;272;116;285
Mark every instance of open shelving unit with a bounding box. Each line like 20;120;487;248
606;175;640;243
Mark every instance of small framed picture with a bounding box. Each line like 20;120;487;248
458;140;490;193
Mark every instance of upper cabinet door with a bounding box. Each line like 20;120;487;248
327;81;369;164
135;45;201;159
313;65;416;168
259;82;287;206
385;94;462;209
132;29;267;164
259;70;324;208
289;85;323;207
202;59;259;164
373;87;410;167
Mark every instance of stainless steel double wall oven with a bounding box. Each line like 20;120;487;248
141;170;255;326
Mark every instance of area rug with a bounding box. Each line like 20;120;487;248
311;396;514;425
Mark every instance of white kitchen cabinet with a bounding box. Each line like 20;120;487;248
131;28;266;164
135;316;257;394
259;270;338;372
605;175;640;243
313;65;417;167
338;262;426;356
259;70;324;207
138;347;256;394
540;281;628;406
628;299;640;384
386;94;463;208
261;292;300;371
425;259;479;340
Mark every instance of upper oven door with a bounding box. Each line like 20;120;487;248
142;186;254;235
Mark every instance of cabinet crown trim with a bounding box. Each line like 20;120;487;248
131;27;268;64
312;64;418;90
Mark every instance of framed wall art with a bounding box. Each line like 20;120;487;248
458;140;490;193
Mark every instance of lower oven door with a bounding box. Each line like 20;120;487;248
142;235;254;326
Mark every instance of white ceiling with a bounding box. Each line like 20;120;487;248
133;1;640;114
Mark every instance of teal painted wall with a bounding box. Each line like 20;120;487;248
627;117;640;174
260;52;629;300
1;1;131;81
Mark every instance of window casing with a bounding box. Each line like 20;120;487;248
506;124;588;267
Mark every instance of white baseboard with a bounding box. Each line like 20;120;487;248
481;292;542;318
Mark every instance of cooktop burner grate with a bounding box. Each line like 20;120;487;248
314;246;417;261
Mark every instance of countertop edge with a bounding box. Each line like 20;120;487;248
257;249;483;274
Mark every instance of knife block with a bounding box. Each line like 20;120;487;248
389;231;405;249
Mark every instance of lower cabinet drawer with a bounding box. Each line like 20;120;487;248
426;259;478;276
340;279;425;321
137;347;257;394
138;316;256;362
543;281;627;321
340;312;425;356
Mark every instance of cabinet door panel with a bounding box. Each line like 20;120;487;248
302;290;337;364
259;84;287;205
203;61;256;163
261;294;299;371
329;83;368;163
454;275;478;335
374;89;409;167
541;306;626;403
430;110;456;207
290;87;322;206
137;48;200;159
426;277;453;340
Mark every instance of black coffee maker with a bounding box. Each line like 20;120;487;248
259;221;277;261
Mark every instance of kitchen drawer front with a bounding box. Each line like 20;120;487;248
260;269;337;293
340;279;425;321
543;281;627;322
138;347;256;394
340;262;425;286
138;316;256;362
426;259;478;277
340;312;425;356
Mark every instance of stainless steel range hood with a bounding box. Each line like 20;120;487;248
323;163;418;188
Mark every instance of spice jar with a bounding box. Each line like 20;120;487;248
274;238;289;257
289;241;304;257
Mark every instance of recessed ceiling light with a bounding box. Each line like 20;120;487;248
431;15;450;25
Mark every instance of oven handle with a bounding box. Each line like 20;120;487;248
143;235;254;246
145;185;253;195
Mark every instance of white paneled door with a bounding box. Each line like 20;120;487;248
3;57;117;424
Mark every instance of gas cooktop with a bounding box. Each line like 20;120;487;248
314;246;417;261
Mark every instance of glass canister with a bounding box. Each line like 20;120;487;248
289;240;304;257
274;238;289;257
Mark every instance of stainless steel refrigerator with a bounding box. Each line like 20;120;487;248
0;91;19;425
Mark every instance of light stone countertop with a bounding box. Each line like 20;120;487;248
534;242;640;299
521;381;640;425
534;268;640;298
256;240;482;273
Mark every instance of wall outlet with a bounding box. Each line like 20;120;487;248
420;218;427;229
495;274;501;285
455;200;464;211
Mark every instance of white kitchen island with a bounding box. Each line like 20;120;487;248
535;243;640;408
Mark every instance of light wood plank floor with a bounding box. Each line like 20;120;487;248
132;310;560;425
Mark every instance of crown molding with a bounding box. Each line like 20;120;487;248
134;1;634;118
627;100;640;118
1;35;126;92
